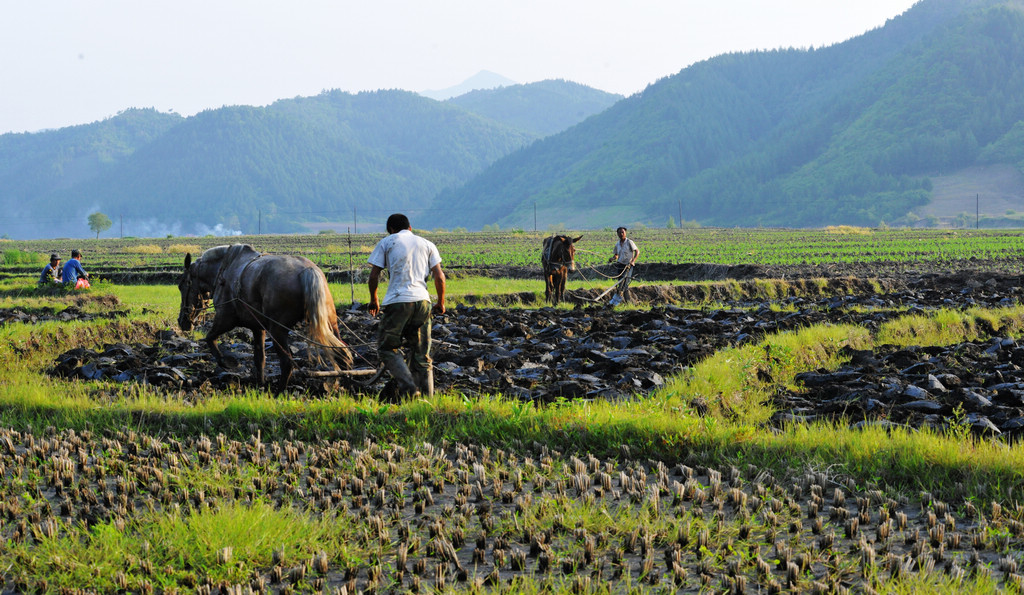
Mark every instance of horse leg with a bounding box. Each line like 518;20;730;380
557;270;567;304
269;325;295;394
548;272;559;305
251;328;267;387
204;313;236;369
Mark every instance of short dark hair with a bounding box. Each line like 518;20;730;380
616;227;627;234
386;213;411;233
71;249;81;258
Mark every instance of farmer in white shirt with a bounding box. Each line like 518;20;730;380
367;213;446;399
608;226;639;304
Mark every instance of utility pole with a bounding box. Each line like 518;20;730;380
348;227;354;304
353;207;357;235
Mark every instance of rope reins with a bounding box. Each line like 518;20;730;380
187;295;385;385
571;248;634;280
184;260;382;376
192;295;377;354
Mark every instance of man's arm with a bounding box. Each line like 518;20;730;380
431;264;446;315
367;265;383;317
630;241;639;265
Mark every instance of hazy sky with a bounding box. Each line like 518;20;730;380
1;0;919;135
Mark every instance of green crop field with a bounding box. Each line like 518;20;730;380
6;226;1024;274
2;228;1024;593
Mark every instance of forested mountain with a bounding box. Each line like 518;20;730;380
5;0;1020;238
427;0;1024;230
0;90;539;238
0;110;185;236
447;80;623;137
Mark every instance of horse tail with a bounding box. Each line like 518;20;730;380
300;267;354;370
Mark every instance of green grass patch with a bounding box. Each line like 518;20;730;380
3;284;1024;519
2;248;46;265
6;500;366;592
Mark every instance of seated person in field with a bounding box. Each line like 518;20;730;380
38;253;62;284
62;249;91;289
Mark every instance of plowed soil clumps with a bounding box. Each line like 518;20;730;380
44;270;1024;439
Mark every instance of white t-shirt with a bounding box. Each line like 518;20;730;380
614;238;638;265
368;229;442;306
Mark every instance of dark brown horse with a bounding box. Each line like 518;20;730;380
542;234;582;305
177;244;353;392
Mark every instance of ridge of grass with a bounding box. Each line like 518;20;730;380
4;287;1024;593
3;303;1024;507
4;281;1024;503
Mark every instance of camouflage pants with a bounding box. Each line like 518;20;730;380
377;300;432;376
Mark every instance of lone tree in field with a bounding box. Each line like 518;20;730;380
88;212;113;239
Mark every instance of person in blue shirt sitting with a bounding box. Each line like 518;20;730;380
62;249;91;289
38;253;62;284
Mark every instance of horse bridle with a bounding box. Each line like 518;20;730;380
179;266;211;328
543;236;576;271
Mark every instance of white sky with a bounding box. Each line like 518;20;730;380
0;0;919;135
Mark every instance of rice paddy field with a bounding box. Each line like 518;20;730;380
6;226;1024;272
1;227;1024;594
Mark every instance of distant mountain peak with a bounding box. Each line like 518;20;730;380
420;70;518;101
446;79;623;137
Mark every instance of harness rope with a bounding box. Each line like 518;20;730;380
558;250;636;302
184;277;384;384
194;296;375;351
573;248;633;279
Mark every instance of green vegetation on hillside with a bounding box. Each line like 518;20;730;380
447;79;623;136
432;0;1024;230
0;92;539;239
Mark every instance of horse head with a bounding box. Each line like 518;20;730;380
177;253;210;332
565;235;582;270
546;234;582;271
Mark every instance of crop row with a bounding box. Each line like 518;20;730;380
5;227;1024;272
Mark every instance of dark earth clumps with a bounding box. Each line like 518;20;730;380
44;270;1024;440
13;266;1024;592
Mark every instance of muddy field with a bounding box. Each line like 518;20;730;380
41;268;1024;440
5;265;1024;592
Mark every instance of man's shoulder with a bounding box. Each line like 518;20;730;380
401;231;438;249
